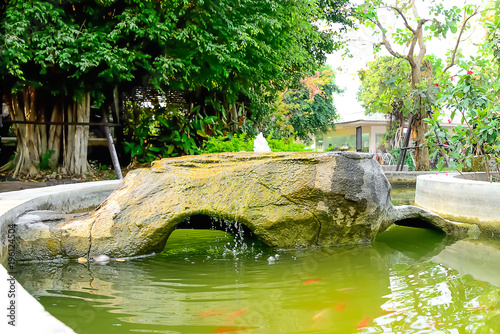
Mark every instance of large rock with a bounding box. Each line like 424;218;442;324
14;152;479;261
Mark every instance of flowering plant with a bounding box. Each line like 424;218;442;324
425;60;500;182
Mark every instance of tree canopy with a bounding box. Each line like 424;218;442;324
1;0;353;176
353;0;483;170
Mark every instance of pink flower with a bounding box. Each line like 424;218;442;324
450;76;454;81
448;119;452;124
476;116;480;119
434;83;439;87
467;70;473;75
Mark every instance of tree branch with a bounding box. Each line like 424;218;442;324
443;8;479;73
370;17;406;60
415;19;429;65
382;6;415;34
406;20;430;68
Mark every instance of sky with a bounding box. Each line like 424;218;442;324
327;0;488;123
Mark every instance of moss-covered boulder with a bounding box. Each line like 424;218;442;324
15;152;478;261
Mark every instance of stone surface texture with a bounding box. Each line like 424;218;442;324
13;152;478;260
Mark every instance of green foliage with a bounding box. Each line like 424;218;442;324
124;106;223;163
39;150;55;170
425;59;500;181
390;147;415;171
201;133;311;154
1;0;353;171
353;1;482;170
283;67;341;142
484;1;500;72
201;133;254;154
247;66;341;144
358;57;411;115
266;135;312;152
1;0;169;102
152;0;352;95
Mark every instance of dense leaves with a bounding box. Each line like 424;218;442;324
1;0;352;173
358;57;411;116
283;67;341;142
353;0;482;170
425;58;500;181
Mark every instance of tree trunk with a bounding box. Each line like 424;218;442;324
412;111;430;170
64;92;90;175
9;87;42;177
48;99;63;166
409;61;430;171
4;87;91;177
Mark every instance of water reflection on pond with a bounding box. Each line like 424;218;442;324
16;223;500;333
390;184;416;206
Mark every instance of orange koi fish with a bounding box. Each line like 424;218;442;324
225;308;246;318
357;317;370;329
336;304;345;311
468;305;494;311
198;309;225;318
304;278;322;285
313;309;330;320
215;326;251;333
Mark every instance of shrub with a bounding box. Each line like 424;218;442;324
201;133;312;153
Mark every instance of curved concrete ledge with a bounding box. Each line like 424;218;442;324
415;172;500;235
1;180;121;262
0;181;120;334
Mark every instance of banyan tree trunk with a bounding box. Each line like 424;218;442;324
8;87;44;177
4;88;91;177
63;92;91;175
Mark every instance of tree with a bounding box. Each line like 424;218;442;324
2;0;354;176
354;0;482;170
2;0;353;175
282;67;341;142
358;56;412;149
424;2;500;180
238;67;341;143
152;0;352;133
1;0;173;176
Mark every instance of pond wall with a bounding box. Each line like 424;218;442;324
415;172;500;236
0;181;120;333
0;180;120;264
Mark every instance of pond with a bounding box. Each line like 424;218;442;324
16;222;500;333
390;184;416;206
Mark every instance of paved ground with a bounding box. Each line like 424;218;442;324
0;180;48;193
0;180;86;193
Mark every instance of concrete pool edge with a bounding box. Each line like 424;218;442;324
0;180;121;333
415;172;500;236
384;171;449;185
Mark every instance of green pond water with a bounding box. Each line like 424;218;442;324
14;187;500;334
390;185;416;206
